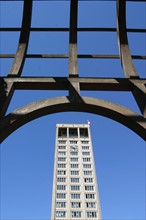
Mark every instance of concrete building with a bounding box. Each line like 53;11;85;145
51;124;102;219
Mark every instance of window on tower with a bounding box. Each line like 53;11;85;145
70;140;78;144
83;157;91;162
81;141;89;144
80;128;88;137
82;145;89;150
56;193;66;199
58;157;66;162
56;211;66;218
86;211;97;218
85;193;95;199
71;193;80;199
70;163;79;168
70;151;78;156
71;178;80;183
83;164;91;169
71;202;81;208
71;170;79;175
70;157;78;162
58;145;66;149
85;185;94;191
71;211;82;218
58;151;66;156
56;202;66;208
58;164;66;168
69;128;78;137
84;178;93;183
86;202;96;208
58;140;66;144
57;178;66;182
58;128;67;137
84;170;92;175
71;185;80;191
57;170;66;175
82;151;90;156
57;185;66;190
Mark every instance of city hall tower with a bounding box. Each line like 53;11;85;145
51;124;101;219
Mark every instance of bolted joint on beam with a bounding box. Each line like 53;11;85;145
68;81;81;102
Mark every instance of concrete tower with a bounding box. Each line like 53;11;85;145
51;124;102;219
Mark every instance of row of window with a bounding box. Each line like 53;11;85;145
57;178;80;183
56;201;96;208
58;157;91;162
56;193;96;199
57;170;92;176
58;146;90;151
57;185;94;191
58;127;89;138
58;140;89;144
58;163;92;169
56;211;97;218
57;177;94;183
70;152;91;156
58;151;90;156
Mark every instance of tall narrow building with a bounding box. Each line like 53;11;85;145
51;124;102;220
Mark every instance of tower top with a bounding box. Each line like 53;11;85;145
56;123;90;128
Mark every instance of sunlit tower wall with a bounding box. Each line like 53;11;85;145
51;124;102;220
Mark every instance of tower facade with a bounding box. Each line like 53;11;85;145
51;124;102;220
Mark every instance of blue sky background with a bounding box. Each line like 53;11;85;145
0;0;146;219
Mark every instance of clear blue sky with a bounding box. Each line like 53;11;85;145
0;1;146;220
